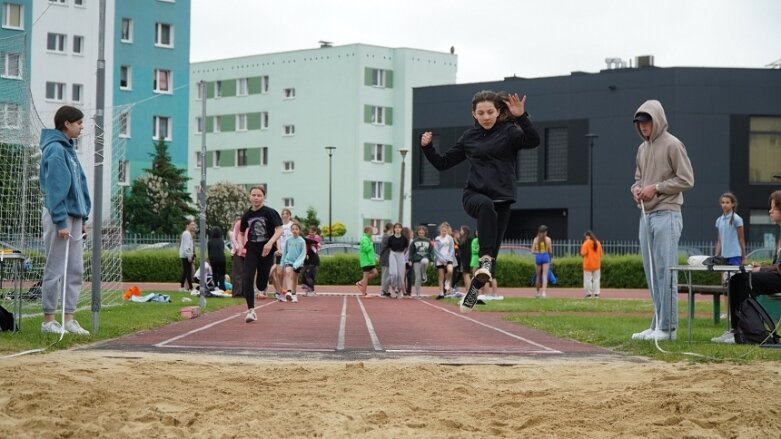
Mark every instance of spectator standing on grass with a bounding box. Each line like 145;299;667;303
714;192;747;267
39;105;91;336
179;220;197;295
630;100;694;342
580;231;603;298
208;226;227;292
230;216;245;297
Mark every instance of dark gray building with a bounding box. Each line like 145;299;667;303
411;67;781;245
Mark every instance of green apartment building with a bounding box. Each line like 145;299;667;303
189;43;456;238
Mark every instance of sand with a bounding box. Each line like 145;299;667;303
1;351;780;438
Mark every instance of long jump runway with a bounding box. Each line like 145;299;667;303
94;295;618;361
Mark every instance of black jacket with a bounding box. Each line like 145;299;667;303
422;115;540;202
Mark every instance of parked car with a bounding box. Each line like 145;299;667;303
497;244;534;258
319;243;361;257
747;247;777;262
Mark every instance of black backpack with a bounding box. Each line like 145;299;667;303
0;305;15;332
734;296;780;345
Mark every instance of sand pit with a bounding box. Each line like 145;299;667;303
1;350;780;438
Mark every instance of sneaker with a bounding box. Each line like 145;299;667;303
631;328;654;340
381;291;391;298
711;331;735;344
474;256;495;283
178;287;186;292
245;309;257;323
285;291;293;302
291;294;299;303
593;294;600;299
41;320;64;334
459;277;485;313
190;289;199;296
64;320;90;336
646;329;677;341
275;292;285;302
435;294;445;300
585;293;592;298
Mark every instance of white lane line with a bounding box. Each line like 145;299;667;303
385;349;562;355
356;296;383;351
420;300;562;354
154;301;277;348
337;296;347;351
161;345;336;352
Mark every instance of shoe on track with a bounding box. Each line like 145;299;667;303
245;309;257;323
459;277;485;313
291;293;299;303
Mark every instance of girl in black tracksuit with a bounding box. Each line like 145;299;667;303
420;90;540;284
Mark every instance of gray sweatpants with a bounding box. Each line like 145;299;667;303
42;210;83;315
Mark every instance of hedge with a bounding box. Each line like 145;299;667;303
121;250;723;288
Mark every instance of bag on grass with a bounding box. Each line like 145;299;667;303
0;304;15;331
734;296;779;345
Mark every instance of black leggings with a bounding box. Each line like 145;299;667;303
462;191;512;259
210;259;226;289
243;247;275;309
728;271;781;330
180;258;193;289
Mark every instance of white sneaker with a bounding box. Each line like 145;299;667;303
64;320;90;336
245;309;257;323
285;292;293;302
41;321;64;334
190;289;199;296
711;331;735;344
275;292;285;302
178;287;186;292
631;328;654;340
646;329;677;341
291;294;299;303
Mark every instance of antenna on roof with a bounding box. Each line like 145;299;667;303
318;40;333;48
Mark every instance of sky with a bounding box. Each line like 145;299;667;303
190;0;781;84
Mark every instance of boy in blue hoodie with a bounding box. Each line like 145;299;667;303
39;106;91;336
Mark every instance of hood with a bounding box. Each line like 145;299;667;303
633;100;668;142
39;128;72;152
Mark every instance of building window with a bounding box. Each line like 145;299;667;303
119;111;130;137
283;125;295;136
45;82;65;101
153;69;171;93
419;134;440;186
371;106;385;125
260;75;269;93
370;181;384;200
2;4;23;30
1;52;22;79
71;83;83;103
213;116;221;133
282;198;294;208
283;161;295;172
1;103;20;128
48;0;66;3
517;148;538;183
371;69;385;87
72;35;84;55
260;111;268;129
284;88;295;99
46;33;67;52
213;150;221;168
260;147;268;165
236;148;247;167
371;144;384;162
543;127;568;182
155;22;173;48
120;65;131;89
153;116;171;140
749;117;781;184
120;18;132;42
195;151;202;168
74;0;84;6
236;114;247;131
237;78;248;96
214;80;222;98
194;116;202;134
369;219;385;236
118;160;129;186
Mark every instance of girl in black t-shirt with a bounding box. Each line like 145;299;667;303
239;186;283;323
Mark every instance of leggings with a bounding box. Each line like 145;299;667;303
243;246;275;309
463;191;512;258
180;258;193;289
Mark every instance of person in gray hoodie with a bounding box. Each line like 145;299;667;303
630;100;694;342
39;106;92;336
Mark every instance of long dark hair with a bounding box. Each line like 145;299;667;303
720;192;738;226
471;90;512;123
585;230;599;251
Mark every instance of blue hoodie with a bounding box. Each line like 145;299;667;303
39;128;91;230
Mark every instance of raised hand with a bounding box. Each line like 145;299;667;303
505;93;527;117
420;131;433;147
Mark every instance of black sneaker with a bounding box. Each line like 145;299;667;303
474;256;494;283
435;294;445;300
381;291;392;298
459;277;485;313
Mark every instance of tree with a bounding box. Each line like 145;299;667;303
205;181;248;233
123;139;197;234
321;222;346;238
293;206;321;232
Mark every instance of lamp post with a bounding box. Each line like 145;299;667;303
585;133;598;232
398;148;409;223
325;146;336;242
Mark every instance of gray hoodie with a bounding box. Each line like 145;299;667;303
630;100;694;213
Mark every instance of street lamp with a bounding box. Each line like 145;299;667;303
325;146;336;242
585;133;598;232
398;148;409;223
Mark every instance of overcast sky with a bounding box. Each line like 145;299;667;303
190;0;780;84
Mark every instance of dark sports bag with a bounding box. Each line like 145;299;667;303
0;304;15;332
734;296;780;345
